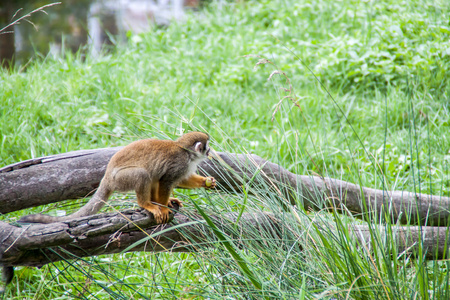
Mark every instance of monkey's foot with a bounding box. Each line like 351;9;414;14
168;198;183;208
158;207;171;223
204;177;217;189
143;205;171;224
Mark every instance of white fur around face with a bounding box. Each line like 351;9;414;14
182;141;209;180
179;156;202;182
186;161;199;176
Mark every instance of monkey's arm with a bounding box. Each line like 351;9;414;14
178;174;216;189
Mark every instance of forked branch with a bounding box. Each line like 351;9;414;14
1;148;449;226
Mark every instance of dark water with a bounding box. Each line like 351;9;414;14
0;0;202;66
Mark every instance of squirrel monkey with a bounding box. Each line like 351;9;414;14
19;132;216;224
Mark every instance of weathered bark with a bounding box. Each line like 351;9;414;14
1;148;449;226
0;207;187;268
1;208;450;270
0;208;279;268
0;147;123;213
348;224;450;260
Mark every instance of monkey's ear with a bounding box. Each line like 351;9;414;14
194;142;203;153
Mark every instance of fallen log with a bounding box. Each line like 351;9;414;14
1;148;449;226
0;206;199;268
1;208;449;270
0;206;282;283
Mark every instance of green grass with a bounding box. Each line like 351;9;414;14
1;0;450;298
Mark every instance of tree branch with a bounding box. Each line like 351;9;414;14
1;148;449;226
0;206;283;267
0;207;188;268
1;208;450;271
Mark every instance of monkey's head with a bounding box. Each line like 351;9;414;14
176;131;211;159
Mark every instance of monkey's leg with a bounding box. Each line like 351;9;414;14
136;181;169;224
153;183;174;223
178;174;217;189
137;181;167;223
113;167;163;223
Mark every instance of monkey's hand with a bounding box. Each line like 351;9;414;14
204;177;217;189
168;198;183;208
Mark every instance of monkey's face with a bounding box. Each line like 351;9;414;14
177;132;211;160
194;140;210;158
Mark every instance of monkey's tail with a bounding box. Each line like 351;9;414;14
18;182;112;224
0;266;13;294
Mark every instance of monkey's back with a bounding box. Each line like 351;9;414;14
106;139;189;181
